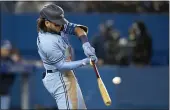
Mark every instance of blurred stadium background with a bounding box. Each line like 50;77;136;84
0;1;169;110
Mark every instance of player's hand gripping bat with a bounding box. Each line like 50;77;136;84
90;59;112;106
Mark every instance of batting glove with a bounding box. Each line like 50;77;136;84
82;57;98;66
82;58;91;65
90;55;98;63
82;42;97;57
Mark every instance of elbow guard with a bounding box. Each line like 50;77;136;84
76;25;88;34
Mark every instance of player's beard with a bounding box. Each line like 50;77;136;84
47;27;61;34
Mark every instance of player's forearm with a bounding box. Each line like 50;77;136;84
75;27;98;62
75;27;88;44
55;59;89;71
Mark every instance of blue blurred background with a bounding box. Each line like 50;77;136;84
0;1;169;110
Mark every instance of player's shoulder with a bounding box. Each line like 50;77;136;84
38;32;59;50
39;32;60;41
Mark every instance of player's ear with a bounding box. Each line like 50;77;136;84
45;21;50;27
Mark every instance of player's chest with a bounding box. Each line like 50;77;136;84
56;37;68;52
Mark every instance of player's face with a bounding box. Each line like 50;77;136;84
1;48;10;57
45;21;62;33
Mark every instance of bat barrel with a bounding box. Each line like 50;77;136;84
97;78;112;106
106;101;112;106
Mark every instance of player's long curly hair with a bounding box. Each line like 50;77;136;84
37;17;65;33
37;18;48;32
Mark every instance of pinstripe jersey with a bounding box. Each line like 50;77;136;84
37;22;79;70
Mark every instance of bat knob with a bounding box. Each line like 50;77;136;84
90;58;94;66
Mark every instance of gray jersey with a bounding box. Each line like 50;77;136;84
38;22;88;109
37;22;81;70
37;32;67;70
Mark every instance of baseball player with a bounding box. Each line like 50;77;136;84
37;4;98;109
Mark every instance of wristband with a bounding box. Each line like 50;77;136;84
79;35;88;44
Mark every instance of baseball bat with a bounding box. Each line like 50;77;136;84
90;61;112;106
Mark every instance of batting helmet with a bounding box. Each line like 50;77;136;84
40;4;68;25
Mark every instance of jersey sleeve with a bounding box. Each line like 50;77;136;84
42;42;86;71
62;22;88;35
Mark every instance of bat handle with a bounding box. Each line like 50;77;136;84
90;59;100;78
